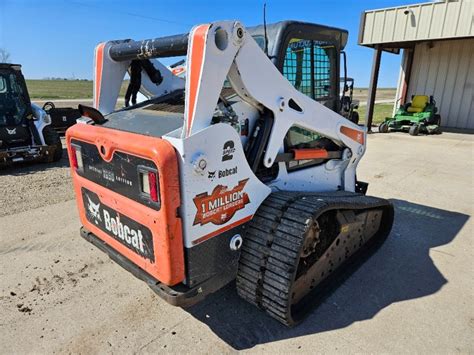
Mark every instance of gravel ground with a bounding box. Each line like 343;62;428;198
0;132;472;353
0;139;74;217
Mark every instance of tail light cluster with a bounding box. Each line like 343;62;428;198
139;167;160;204
70;141;160;207
70;144;83;172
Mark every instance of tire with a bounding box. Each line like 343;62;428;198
408;125;419;136
43;125;63;161
350;111;360;125
378;122;389;133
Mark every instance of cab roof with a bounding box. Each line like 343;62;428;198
248;20;349;60
0;63;22;71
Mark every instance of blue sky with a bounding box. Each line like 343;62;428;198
1;0;422;87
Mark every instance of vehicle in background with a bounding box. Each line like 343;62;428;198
340;77;359;124
0;63;62;167
379;95;441;135
42;101;81;136
339;50;359;124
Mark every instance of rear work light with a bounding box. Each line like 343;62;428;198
70;144;83;171
139;167;160;204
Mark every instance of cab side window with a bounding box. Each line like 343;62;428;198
282;39;338;171
282;38;336;101
0;76;6;93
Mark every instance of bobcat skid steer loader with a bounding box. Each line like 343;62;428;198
0;63;63;168
0;63;62;167
66;21;394;326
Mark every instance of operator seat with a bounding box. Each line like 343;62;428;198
406;95;429;113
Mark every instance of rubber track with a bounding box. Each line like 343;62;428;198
236;191;393;326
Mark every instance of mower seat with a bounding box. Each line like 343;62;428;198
406;95;429;113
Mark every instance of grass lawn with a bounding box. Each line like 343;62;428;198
352;88;396;102
357;103;394;126
26;80;128;99
26;80;93;99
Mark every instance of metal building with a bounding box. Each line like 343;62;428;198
359;0;474;130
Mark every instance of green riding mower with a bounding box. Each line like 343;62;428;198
379;95;441;136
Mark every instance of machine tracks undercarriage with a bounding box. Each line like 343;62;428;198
237;191;394;326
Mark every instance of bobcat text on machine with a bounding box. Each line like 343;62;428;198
66;21;394;326
0;63;62;166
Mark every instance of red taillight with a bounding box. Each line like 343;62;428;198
70;145;78;169
148;171;159;202
69;144;83;171
140;168;159;204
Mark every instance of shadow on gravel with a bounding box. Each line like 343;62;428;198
186;199;469;350
0;148;69;175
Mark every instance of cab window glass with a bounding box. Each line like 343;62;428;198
282;38;336;100
286;125;337;171
0;76;6;93
0;73;27;126
287;125;320;147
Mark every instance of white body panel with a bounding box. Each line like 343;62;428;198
31;102;51;145
165;124;271;248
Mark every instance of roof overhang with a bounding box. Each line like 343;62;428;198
358;0;473;52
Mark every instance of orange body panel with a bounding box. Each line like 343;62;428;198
186;24;210;136
340;126;365;145
94;43;105;108
66;124;184;286
292;148;329;160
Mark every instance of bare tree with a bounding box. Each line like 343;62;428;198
0;48;11;63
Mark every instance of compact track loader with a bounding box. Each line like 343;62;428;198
0;64;62;166
66;21;394;326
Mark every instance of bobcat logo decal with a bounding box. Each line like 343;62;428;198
6;128;17;135
86;194;102;224
208;171;216;181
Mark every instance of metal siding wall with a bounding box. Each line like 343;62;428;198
432;41;450;111
407;39;474;129
393;8;408;42
364;12;375;43
373;11;386;43
385;9;397;42
458;0;474;37
360;0;473;45
456;42;474;128
418;5;433;39
405;5;420;40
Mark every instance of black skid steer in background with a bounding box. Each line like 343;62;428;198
0;63;63;167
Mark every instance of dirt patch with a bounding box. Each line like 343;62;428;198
0;141;74;217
